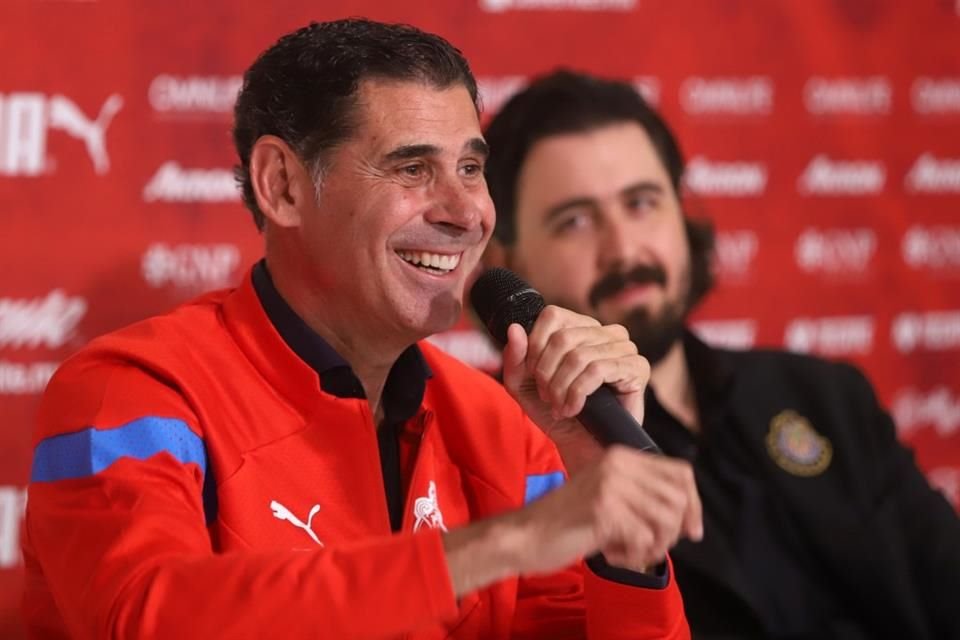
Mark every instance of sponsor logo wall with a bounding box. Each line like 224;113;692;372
2;2;958;636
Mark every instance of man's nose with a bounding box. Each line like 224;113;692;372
425;173;484;232
598;212;640;270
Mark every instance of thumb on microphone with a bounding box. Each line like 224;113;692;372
501;323;530;396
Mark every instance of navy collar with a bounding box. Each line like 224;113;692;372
682;328;735;415
251;260;431;423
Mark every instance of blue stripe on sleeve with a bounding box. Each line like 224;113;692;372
524;471;566;504
30;416;206;483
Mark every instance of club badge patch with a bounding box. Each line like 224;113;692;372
766;410;832;477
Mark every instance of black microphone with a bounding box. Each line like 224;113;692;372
471;267;660;454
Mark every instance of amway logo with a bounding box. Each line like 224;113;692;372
142;243;241;290
685;157;767;196
892;311;960;354
714;230;758;279
143;162;239;203
480;0;635;11
0;486;26;569
680;77;773;115
905;153;960;193
149;74;242;115
902;225;960;269
477;76;528;117
784;316;874;355
798;155;885;195
691;319;756;350
892;387;960;438
0;92;123;176
0;360;58;395
911;77;960;114
0;290;87;349
795;228;876;274
804;76;891;114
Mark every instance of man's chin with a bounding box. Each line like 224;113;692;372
620;306;686;367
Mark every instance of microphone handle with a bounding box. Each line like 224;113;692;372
577;385;661;454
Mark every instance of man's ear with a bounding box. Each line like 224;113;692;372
248;135;315;228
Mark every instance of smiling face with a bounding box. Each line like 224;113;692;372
502;121;693;363
293;79;494;344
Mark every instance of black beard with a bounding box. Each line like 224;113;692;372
620;300;686;366
588;261;692;366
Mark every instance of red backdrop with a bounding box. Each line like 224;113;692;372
2;0;959;635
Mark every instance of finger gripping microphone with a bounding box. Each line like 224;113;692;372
471;267;660;454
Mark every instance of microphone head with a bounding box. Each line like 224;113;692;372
470;268;545;345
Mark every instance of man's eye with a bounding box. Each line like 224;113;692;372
400;164;424;177
460;162;483;177
554;212;592;234
626;194;657;212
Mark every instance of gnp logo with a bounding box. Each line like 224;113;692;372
911;77;960;114
480;0;635;11
804;77;891;115
714;230;758;280
892;311;960;354
685;157;767;197
784;316;874;356
142;242;241;291
794;228;876;274
902;225;960;270
0;92;123;176
798;155;885;195
680;77;773;115
892;386;960;439
691;319;757;350
905;153;960;193
0;290;87;349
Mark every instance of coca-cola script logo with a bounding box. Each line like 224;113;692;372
0;290;87;349
892;386;960;438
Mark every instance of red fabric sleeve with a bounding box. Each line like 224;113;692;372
510;414;690;639
23;357;458;639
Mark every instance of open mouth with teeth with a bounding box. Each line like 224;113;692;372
396;250;462;275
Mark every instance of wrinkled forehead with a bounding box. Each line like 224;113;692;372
349;79;484;151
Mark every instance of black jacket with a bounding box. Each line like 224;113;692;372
651;337;960;640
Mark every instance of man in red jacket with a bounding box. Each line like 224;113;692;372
22;19;701;639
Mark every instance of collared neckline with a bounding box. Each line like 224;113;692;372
681;329;736;421
644;329;736;459
249;260;432;424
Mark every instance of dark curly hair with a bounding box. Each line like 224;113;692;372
233;18;478;230
483;69;715;309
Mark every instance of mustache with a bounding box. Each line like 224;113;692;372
589;264;667;308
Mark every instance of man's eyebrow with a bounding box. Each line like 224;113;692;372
621;181;666;196
541;182;667;227
383;144;441;163
466;138;490;158
542;197;598;227
381;138;489;163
